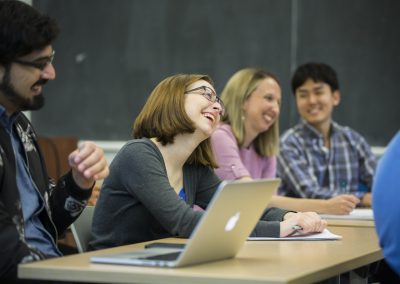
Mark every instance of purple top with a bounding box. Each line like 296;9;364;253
211;123;276;180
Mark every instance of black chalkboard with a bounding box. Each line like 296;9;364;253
32;0;400;146
295;0;400;146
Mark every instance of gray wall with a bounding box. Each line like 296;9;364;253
32;0;400;146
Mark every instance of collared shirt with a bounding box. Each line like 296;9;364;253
277;120;377;199
0;106;61;257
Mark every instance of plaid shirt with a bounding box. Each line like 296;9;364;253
277;120;377;199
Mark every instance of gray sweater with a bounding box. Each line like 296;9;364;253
90;138;288;250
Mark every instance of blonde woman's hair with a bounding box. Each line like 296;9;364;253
133;73;218;168
220;68;280;157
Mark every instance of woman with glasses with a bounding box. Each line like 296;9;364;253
211;67;360;214
90;74;326;250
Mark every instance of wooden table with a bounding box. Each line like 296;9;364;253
18;226;382;284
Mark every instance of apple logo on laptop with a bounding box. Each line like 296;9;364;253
225;212;240;231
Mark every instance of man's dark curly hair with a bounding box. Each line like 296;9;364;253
0;0;59;65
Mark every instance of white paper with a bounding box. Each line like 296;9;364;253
320;209;373;220
248;229;342;241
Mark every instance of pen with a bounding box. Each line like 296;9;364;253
291;225;303;231
285;224;303;237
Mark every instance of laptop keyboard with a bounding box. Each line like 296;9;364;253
142;251;182;261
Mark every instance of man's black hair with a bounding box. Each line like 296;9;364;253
291;62;339;94
0;0;59;65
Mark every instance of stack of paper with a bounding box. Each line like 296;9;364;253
320;209;373;220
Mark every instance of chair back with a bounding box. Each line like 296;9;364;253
37;136;78;180
71;206;95;253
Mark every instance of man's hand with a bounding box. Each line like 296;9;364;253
68;141;109;189
360;193;372;207
324;194;360;215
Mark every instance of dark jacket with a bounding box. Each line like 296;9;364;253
0;113;92;281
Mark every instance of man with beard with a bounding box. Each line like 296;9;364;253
0;1;109;282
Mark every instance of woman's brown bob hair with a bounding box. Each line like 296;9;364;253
133;74;218;168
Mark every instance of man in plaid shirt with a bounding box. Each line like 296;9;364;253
277;63;376;209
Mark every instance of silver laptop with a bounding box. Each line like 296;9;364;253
90;178;281;268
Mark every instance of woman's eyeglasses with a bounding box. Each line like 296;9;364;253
184;86;225;116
